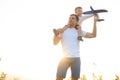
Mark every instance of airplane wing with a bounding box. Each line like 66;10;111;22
83;9;108;14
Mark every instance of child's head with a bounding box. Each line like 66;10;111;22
75;6;83;16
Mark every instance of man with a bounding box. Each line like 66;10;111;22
53;6;94;41
53;14;98;80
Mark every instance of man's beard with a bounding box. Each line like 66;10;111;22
68;23;76;28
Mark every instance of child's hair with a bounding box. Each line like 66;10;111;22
75;6;82;13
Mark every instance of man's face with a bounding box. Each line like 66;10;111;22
75;8;82;16
68;15;77;26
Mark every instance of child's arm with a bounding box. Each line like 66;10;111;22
81;14;94;22
79;14;94;25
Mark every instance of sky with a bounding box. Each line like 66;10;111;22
0;0;120;80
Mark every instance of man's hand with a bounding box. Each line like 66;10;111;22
94;14;99;22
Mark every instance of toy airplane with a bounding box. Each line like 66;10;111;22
83;6;108;22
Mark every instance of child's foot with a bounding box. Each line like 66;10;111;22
78;36;83;41
53;29;59;36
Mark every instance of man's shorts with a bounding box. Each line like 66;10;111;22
56;57;81;78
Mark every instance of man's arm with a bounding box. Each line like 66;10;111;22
53;26;66;45
84;14;98;38
53;34;61;45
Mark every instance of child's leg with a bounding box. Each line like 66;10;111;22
53;29;59;36
77;26;83;41
53;25;68;36
62;25;68;31
78;27;82;37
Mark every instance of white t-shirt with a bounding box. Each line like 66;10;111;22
61;28;86;57
78;14;93;25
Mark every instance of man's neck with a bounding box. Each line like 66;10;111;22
68;24;76;28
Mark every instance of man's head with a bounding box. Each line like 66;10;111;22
75;6;83;16
68;14;79;27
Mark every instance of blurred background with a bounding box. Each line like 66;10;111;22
0;0;119;80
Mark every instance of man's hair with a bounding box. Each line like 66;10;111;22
70;14;79;22
75;6;82;12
